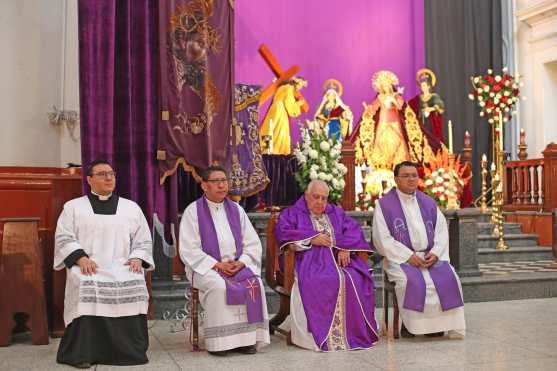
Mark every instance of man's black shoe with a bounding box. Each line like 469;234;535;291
400;323;414;338
425;331;445;337
70;362;91;369
208;350;228;356
234;345;257;354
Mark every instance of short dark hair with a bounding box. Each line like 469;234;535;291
201;165;227;181
393;161;418;176
87;159;112;176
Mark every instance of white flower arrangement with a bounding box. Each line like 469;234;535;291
293;128;346;203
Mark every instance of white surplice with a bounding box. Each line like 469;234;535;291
54;196;154;326
372;189;466;336
179;199;270;352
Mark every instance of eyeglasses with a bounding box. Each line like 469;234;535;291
397;174;419;179
91;171;116;178
206;178;228;185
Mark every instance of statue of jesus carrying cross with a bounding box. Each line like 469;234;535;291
257;44;309;155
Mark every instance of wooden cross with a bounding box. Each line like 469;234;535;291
258;44;301;106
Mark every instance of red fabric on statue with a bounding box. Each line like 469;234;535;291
409;95;445;145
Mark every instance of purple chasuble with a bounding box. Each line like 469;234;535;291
378;189;464;312
274;196;378;350
196;196;263;323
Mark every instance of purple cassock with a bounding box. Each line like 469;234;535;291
196;196;264;324
275;196;379;350
378;189;464;312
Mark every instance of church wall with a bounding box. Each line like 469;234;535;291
0;0;81;168
515;0;557;158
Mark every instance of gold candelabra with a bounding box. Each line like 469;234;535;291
494;148;508;250
488;112;509;250
480;154;488;213
489;162;499;234
481;113;509;250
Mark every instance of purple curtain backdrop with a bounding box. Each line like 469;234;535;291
78;0;177;278
235;0;425;145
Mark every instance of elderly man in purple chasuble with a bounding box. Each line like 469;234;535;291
179;166;270;356
275;180;379;351
373;161;466;339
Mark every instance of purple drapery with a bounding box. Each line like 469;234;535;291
260;155;301;207
157;0;234;182
78;0;178;278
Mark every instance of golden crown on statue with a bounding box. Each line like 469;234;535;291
372;70;399;92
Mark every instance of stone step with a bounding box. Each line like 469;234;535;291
477;233;539;249
477;222;523;235
478;246;554;263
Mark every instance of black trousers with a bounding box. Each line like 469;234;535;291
57;315;149;366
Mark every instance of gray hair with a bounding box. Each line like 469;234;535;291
306;179;330;194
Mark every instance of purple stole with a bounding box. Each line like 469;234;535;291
378;189;464;312
196;196;263;323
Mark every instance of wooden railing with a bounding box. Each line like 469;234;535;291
504;159;544;209
504;143;557;212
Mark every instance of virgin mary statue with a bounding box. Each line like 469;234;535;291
351;70;440;170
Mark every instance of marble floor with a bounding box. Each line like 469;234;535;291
1;298;556;371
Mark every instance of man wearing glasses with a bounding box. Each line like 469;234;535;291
373;161;465;339
179;165;269;356
54;159;154;368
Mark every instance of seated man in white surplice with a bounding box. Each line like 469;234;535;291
179;165;270;356
372;161;466;338
54;159;154;368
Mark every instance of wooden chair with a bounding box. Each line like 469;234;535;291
382;271;400;339
265;212;372;344
265;212;295;344
190;287;201;351
0;218;49;346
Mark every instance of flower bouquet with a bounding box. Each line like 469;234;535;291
468;67;524;124
293;128;347;203
419;149;470;209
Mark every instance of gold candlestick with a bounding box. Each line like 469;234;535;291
495;177;508;250
496;146;508;250
490;164;499;234
480;154;488;213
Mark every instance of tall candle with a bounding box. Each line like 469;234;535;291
448;120;453;154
